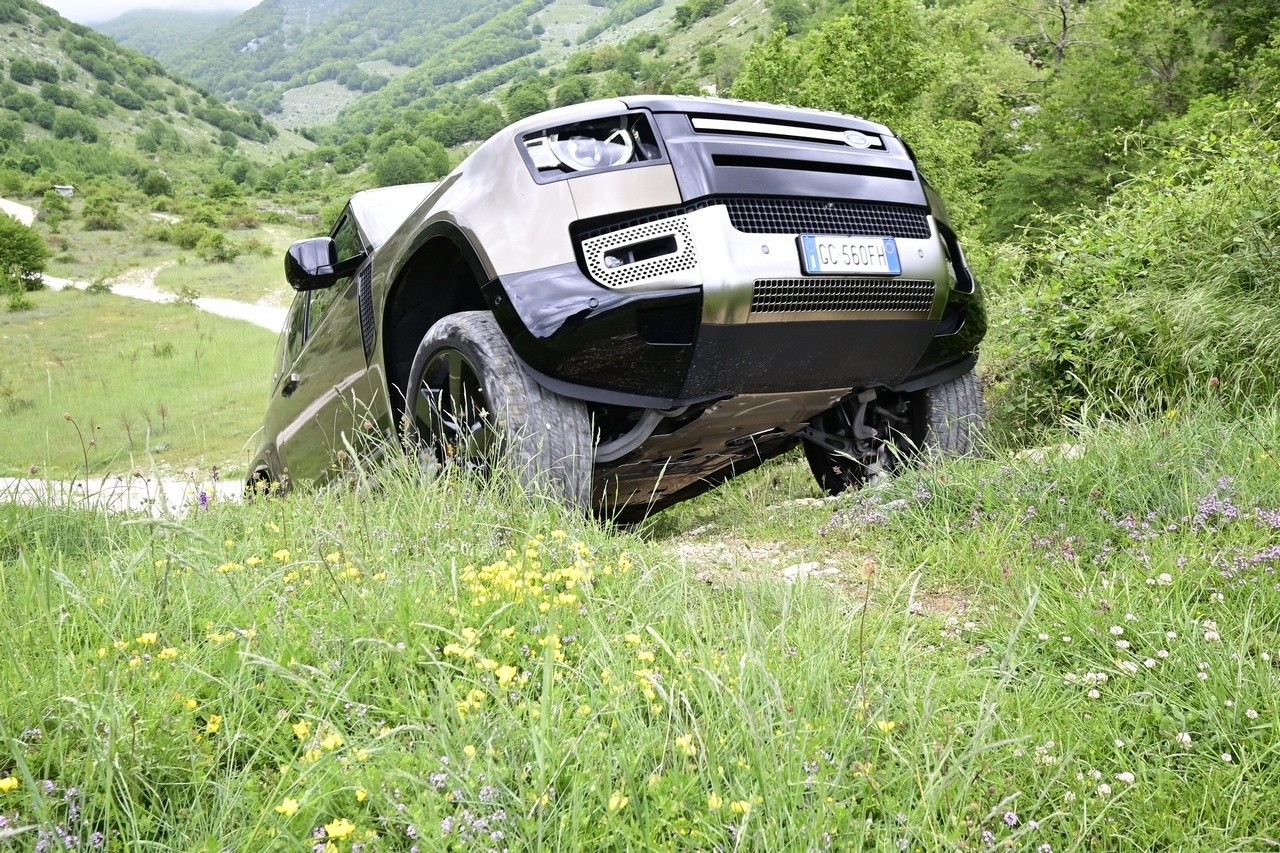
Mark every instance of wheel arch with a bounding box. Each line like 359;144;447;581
383;223;492;425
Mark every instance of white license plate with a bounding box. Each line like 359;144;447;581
799;235;901;275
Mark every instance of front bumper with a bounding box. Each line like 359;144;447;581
485;197;973;407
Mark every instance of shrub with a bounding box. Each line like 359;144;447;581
139;170;172;197
197;232;240;264
8;57;33;86
983;100;1280;434
82;196;123;231
170;221;210;250
0;214;48;291
39;189;70;227
51;111;98;142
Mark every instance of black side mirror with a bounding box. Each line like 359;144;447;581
285;237;366;291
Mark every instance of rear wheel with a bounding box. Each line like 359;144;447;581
803;369;984;495
405;311;593;508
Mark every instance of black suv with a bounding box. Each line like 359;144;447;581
250;96;985;521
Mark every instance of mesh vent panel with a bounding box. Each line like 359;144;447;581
720;198;930;238
358;266;375;357
751;278;935;315
581;216;697;288
575;197;930;242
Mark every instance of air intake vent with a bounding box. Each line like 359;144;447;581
751;278;936;315
574;197;931;241
358;266;375;358
581;215;697;288
721;198;930;239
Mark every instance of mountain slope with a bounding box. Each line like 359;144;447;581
161;0;546;113
95;9;238;61
1;1;307;194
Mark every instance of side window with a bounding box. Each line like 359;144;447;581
310;213;363;331
276;292;309;379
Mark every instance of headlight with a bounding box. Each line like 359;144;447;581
522;113;661;177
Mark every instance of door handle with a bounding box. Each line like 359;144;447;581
282;373;300;398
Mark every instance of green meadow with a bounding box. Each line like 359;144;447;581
1;401;1277;850
0;287;276;479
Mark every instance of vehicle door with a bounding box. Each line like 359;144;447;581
272;211;379;485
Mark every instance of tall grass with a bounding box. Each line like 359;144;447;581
2;402;1277;850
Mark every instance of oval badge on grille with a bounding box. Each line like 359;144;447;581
843;131;872;149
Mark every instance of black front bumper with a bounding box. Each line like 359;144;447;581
484;262;962;408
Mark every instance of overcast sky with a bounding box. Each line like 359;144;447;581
42;0;259;25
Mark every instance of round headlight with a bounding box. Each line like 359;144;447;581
549;129;635;171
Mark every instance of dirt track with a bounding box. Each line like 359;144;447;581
41;264;287;332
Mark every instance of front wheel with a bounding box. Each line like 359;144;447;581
803;369;984;495
404;311;593;508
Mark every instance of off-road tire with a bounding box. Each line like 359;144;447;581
912;368;985;459
405;311;593;508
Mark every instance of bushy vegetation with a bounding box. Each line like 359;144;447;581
0;214;47;296
984;101;1280;433
164;0;548;115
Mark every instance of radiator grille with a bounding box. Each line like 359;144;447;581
717;198;930;239
575;197;931;241
751;277;935;315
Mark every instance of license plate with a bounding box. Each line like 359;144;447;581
799;235;901;275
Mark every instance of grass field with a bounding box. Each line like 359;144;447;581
1;403;1277;850
152;224;305;306
0;287;277;480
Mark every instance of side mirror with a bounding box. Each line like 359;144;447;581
284;237;366;291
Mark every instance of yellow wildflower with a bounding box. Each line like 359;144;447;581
325;551;342;564
320;731;344;751
205;714;223;734
463;744;477;758
707;792;723;811
0;778;18;793
675;733;697;758
324;818;356;840
274;797;299;817
136;632;158;646
730;800;752;815
157;648;178;660
184;697;198;711
355;788;367;803
608;790;629;812
876;720;897;734
496;665;519;687
292;721;311;740
302;748;323;764
273;549;291;562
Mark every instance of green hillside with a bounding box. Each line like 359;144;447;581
95;9;238;61
161;0;548;115
1;0;311;193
